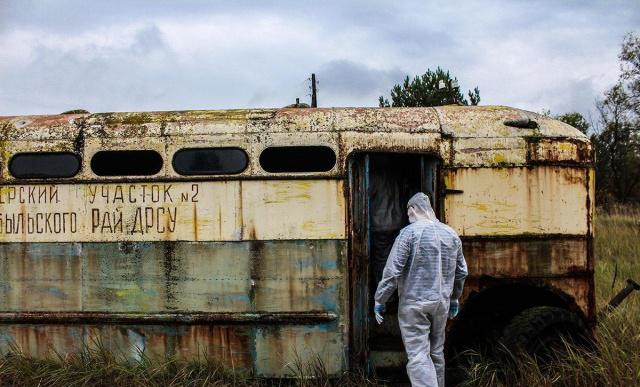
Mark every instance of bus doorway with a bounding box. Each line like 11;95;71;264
348;153;440;374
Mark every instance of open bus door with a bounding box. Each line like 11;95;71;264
348;153;440;376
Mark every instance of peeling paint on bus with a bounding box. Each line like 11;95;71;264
0;106;594;376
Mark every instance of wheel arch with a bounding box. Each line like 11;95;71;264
445;279;589;355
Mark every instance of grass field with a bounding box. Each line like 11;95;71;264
0;208;638;387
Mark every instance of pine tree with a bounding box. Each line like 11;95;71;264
379;67;480;107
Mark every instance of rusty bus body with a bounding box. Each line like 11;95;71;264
0;106;593;376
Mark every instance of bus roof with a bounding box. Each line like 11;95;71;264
0;106;592;180
0;105;587;141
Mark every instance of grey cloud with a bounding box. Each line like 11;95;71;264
317;60;405;100
558;77;603;117
248;89;275;107
0;24;177;114
130;25;168;55
1;0;639;116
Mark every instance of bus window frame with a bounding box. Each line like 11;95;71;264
9;151;82;179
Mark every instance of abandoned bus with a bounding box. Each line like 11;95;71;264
0;106;594;377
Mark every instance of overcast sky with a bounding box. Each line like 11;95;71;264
1;0;638;119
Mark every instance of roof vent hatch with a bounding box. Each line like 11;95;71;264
504;117;538;129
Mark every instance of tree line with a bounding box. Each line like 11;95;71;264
378;32;640;206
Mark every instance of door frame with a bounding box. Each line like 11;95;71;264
347;153;371;370
347;152;442;371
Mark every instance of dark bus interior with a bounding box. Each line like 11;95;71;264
348;152;440;376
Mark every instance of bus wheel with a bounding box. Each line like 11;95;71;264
501;306;592;361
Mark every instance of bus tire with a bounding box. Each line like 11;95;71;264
501;306;591;360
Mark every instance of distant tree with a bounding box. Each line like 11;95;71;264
590;33;640;205
61;109;90;114
592;82;640;204
539;109;552;117
538;110;590;134
557;112;590;134
379;67;480;107
619;33;640;118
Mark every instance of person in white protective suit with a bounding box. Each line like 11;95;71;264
374;192;468;387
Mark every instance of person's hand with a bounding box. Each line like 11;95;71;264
449;300;459;319
374;302;386;324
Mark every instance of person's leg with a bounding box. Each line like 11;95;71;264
399;302;438;387
427;300;449;387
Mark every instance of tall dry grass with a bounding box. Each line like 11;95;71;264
460;206;640;387
0;343;381;387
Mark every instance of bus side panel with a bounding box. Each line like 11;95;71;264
0;179;349;377
444;166;594;319
0;180;346;243
0;241;346;313
463;237;589;278
444;166;589;236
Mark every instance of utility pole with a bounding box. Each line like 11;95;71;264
311;73;318;108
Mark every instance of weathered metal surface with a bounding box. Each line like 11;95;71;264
463;237;589;278
254;323;345;376
0;238;348;375
544;276;594;316
0;106;596;375
462;276;593;318
339;132;444;160
527;138;592;165
347;155;370;369
433;105;588;139
444;166;589;236
0;240;345;313
0;107;443;140
0;312;338;324
0;180;345;242
0;106;587;141
0;106;591;183
451;137;528;167
0;322;346;375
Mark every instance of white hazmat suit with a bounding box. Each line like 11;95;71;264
374;192;468;387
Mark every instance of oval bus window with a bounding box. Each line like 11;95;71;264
259;146;336;173
9;152;81;179
173;148;248;175
91;150;163;176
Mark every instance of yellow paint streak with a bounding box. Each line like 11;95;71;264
466;202;489;212
559;142;575;152
493;153;506;163
445;166;589;236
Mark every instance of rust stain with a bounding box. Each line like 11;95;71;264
193;204;199;241
463;237;588;278
174;325;251;367
527;138;592;166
